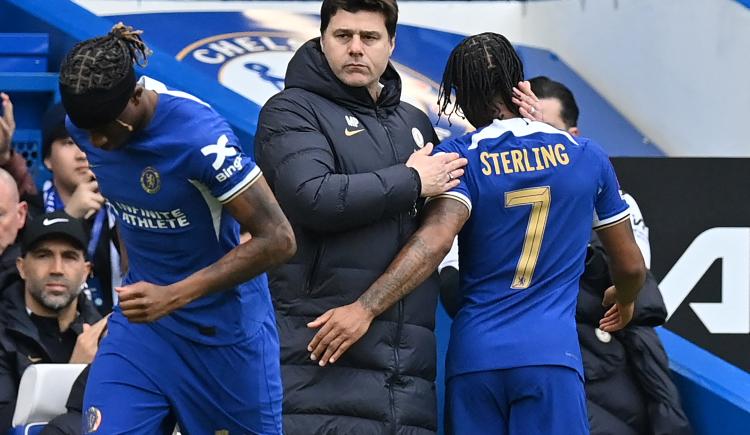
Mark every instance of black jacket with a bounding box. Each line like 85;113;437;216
0;244;21;293
578;235;692;435
0;281;101;430
255;38;440;434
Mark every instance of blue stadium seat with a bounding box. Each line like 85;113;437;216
0;32;57;187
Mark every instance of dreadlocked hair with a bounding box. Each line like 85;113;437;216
438;32;524;128
60;22;152;94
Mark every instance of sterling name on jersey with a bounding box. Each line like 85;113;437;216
67;76;269;345
434;118;629;379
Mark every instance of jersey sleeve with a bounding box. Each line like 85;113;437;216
426;137;473;214
188;107;262;204
590;142;629;230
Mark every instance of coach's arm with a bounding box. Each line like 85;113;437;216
307;198;469;366
254;96;463;233
117;176;296;322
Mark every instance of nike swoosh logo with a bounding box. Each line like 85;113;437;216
345;128;365;137
43;218;69;226
27;356;43;363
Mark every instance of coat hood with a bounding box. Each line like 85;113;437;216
284;38;402;112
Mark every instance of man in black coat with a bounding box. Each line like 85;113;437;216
254;0;467;432
0;212;105;431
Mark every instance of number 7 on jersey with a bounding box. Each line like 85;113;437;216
505;186;551;289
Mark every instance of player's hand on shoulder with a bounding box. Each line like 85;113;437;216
117;281;184;323
65;173;106;219
406;142;467;197
70;315;110;364
599;285;635;332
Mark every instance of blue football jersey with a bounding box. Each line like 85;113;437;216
434;118;629;379
67;76;271;345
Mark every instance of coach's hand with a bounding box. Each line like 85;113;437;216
117;281;182;323
307;301;374;367
599;285;635;332
406;143;467;197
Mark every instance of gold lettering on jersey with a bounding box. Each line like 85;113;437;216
479;144;570;176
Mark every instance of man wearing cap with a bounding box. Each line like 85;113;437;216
40;103;121;315
0;211;104;431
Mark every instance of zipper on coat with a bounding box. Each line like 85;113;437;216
389;299;405;434
305;242;325;294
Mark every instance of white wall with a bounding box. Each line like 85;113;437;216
79;0;750;156
398;0;750;157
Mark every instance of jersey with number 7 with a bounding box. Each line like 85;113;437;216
433;118;629;380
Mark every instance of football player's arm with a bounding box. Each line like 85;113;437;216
117;177;296;322
255;98;463;233
596;218;646;332
597;219;646;305
306;198;469;366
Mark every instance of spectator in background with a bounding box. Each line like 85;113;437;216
254;0;467;432
0;168;28;288
0;211;105;431
0;93;41;214
40;104;121;315
527;75;692;435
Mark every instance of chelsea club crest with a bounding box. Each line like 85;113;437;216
140;166;161;194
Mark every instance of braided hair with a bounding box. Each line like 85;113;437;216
59;23;152;128
438;32;524;128
60;23;151;94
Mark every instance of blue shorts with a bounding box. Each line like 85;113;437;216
446;365;588;435
82;310;283;434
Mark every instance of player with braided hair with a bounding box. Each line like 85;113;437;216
311;32;646;435
60;23;295;434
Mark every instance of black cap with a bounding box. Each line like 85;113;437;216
41;103;70;159
21;211;88;256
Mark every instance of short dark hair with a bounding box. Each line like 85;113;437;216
59;23;151;129
438;32;524;129
320;0;398;39
41;103;69;159
528;76;579;129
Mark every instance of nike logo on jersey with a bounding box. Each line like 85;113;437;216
27;355;43;363
201;135;238;170
43;218;69;226
345;128;365;137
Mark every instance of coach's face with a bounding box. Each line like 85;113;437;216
321;9;395;98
